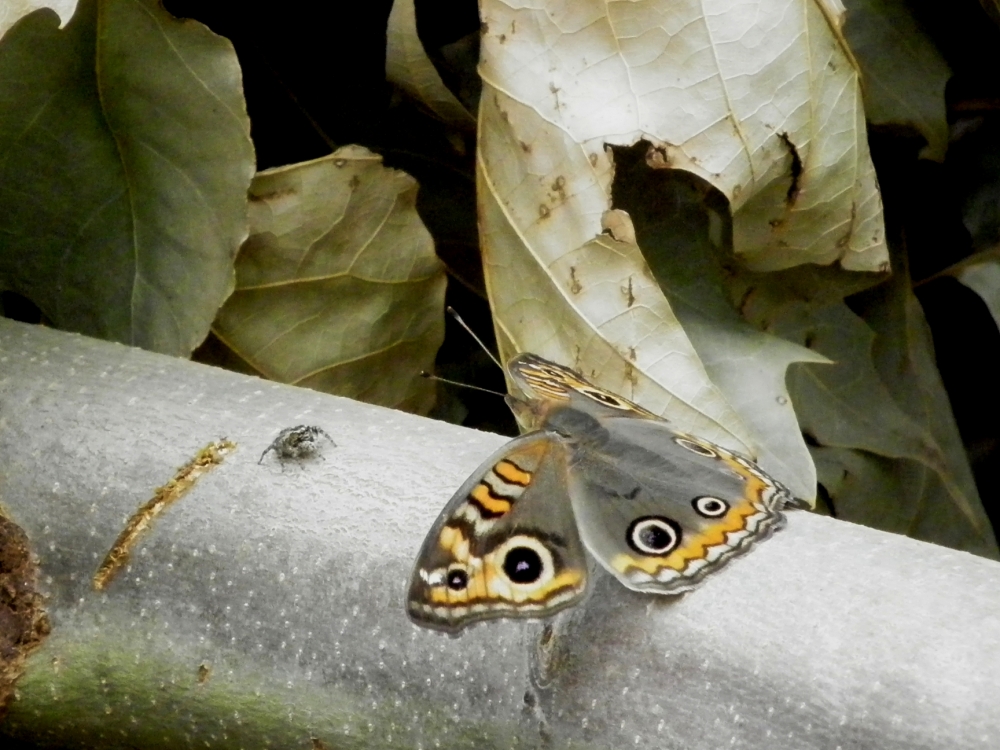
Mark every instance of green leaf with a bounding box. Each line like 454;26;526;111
843;0;951;161
749;249;998;556
813;447;996;556
849;251;997;556
209;147;447;415
611;162;828;501
934;248;1000;333
777;302;938;462
0;0;254;355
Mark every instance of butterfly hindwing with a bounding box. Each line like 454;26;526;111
407;431;589;633
564;415;792;594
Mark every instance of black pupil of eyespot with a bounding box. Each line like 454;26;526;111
627;516;680;555
503;546;543;583
639;524;671;551
447;570;468;590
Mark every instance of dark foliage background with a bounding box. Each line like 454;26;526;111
4;0;998;535
160;0;1000;536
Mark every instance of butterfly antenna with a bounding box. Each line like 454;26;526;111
446;306;504;371
420;371;506;397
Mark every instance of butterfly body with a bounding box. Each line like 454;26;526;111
408;354;799;633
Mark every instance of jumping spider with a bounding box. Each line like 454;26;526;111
259;425;336;466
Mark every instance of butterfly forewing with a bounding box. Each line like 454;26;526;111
407;431;589;633
508;354;659;423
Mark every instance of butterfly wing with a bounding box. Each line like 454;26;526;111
509;352;793;594
507;354;660;428
407;431;589;633
565;416;794;594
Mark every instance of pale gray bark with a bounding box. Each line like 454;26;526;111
0;317;998;749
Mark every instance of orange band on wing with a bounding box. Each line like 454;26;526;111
493;459;531;486
612;455;769;575
428;524;585;608
429;569;584;606
469;484;513;515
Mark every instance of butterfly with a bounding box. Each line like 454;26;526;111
407;354;803;633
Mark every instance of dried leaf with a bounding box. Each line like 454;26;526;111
210;147;446;415
476;0;888;473
478;0;888;273
481;172;755;452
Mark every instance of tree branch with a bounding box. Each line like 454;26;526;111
0;318;998;748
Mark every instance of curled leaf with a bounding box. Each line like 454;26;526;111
479;0;888;273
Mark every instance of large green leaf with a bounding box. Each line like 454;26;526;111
843;0;951;161
849;252;997;555
0;0;254;355
208;147;447;415
611;161;827;500
742;249;998;556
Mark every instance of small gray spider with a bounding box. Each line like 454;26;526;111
259;425;336;465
